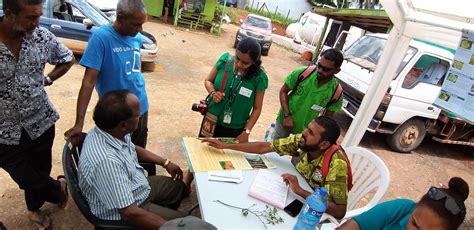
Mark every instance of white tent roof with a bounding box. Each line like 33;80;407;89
342;0;474;148
381;0;474;49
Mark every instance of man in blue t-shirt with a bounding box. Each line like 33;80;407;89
65;0;150;149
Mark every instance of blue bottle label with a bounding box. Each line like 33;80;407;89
303;205;323;220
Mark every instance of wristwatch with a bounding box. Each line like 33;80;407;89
284;112;291;118
243;128;251;134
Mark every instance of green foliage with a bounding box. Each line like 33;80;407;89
215;200;284;229
214;4;239;24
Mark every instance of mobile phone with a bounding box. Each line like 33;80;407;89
284;199;304;217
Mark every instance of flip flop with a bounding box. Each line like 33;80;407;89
29;212;51;230
57;175;69;209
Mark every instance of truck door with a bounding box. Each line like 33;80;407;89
384;54;451;124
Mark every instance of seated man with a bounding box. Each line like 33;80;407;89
78;90;192;228
202;116;350;219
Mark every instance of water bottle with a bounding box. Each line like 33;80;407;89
294;187;328;230
264;123;276;142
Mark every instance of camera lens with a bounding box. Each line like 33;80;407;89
191;103;200;112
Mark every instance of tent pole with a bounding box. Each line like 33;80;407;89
341;26;411;148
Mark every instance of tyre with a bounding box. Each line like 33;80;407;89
262;48;269;56
386;118;426;153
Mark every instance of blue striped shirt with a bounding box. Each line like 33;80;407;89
78;127;150;220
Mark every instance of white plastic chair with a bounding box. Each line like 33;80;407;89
321;146;390;227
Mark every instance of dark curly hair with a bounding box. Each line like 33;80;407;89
236;37;262;80
418;177;469;230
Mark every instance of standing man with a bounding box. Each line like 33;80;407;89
274;48;344;139
65;0;150;158
0;0;74;228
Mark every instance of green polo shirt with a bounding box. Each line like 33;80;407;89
270;134;348;205
207;52;268;129
277;66;343;133
354;199;416;230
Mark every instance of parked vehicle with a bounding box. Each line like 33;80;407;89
337;33;473;152
0;0;157;63
88;0;117;20
234;14;275;56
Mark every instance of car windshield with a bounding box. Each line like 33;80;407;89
344;36;416;74
76;1;111;25
245;16;270;30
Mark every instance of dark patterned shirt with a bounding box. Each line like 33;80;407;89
0;26;73;145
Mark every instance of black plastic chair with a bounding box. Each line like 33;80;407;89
62;133;134;230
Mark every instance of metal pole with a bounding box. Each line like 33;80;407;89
342;27;411;147
219;0;228;33
285;9;290;23
274;5;278;17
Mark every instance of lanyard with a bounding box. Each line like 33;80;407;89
226;70;243;106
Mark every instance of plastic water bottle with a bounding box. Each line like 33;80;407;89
264;123;276;142
294;187;328;230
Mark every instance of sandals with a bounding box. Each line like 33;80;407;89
28;211;51;230
57;175;69;209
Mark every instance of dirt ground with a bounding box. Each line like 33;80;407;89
1;19;473;229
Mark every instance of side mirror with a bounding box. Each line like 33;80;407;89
239;19;243;24
83;18;93;29
272;27;277;32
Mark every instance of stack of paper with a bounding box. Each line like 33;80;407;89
208;170;243;183
248;170;289;209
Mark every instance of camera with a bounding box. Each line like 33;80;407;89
192;99;208;115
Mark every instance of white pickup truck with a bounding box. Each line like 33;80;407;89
337;33;474;152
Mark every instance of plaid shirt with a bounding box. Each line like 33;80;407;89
0;26;73;145
270;134;349;205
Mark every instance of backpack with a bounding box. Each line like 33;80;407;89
321;144;353;191
291;65;343;108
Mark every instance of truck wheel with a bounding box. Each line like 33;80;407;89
386;118;426;153
262;48;269;56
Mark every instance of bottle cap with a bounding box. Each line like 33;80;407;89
319;187;328;196
271;123;276;127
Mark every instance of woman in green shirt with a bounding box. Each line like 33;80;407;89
204;37;268;143
337;177;469;230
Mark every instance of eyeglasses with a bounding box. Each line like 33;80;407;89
427;187;463;215
316;62;335;72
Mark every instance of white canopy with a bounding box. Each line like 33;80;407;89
342;0;474;147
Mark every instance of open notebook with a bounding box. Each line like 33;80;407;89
248;170;289;209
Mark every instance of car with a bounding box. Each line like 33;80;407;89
218;0;238;7
0;0;158;63
234;14;275;56
87;0;117;20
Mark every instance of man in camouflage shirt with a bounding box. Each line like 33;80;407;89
203;116;349;219
0;0;74;228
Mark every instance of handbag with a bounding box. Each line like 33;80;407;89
198;55;233;137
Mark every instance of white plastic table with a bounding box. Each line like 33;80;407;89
193;152;313;229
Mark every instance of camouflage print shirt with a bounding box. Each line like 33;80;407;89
270;134;348;205
0;26;73;145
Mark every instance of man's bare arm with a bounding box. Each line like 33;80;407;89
119;204;167;229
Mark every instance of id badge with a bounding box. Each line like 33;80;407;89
223;108;232;124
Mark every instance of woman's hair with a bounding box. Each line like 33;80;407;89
236;37;262;80
418;177;469;229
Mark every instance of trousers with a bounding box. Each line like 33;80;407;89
0;126;62;211
139;176;187;220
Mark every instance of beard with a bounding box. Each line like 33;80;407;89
298;136;321;152
13;24;34;37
